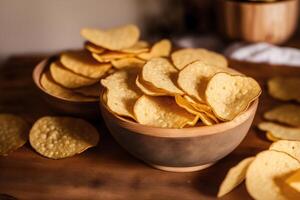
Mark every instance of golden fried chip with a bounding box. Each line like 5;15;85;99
84;41;105;54
29;116;99;159
258;122;300;141
264;104;300;127
268;77;300;103
120;41;149;54
0;114;28;156
142;58;183;95
246;150;300;200
171;48;228;70
92;52;134;63
270;140;300;161
41;72;97;102
74;83;100;97
50;61;98;89
138;39;171;60
178;61;239;102
218;157;255;197
101;68;142;119
80;24;140;50
111;57;145;69
266;132;280;142
206;73;261;121
286;169;300;192
133;95;196;128
60;50;112;79
135;75;167;96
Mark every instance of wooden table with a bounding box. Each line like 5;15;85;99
1;55;300;200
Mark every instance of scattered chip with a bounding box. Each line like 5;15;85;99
101;68;142;119
171;48;228;70
246;150;300;200
206;73;261;121
60;50;112;79
135;75;168;96
81;24;140;50
138;39;171;60
264;104;300;127
0;114;29;156
268;77;300;103
286;169;300;193
258;122;300;141
133;95;197;128
50;61;98;89
74;83;100;97
41;72;97;102
270;140;300;161
120;41;149;54
266;132;280;142
111;57;145;69
218;157;255;197
29;116;99;159
92;52;134;63
142;58;183;95
84;41;105;54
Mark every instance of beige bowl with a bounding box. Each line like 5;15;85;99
99;92;258;172
33;57;100;119
218;0;299;44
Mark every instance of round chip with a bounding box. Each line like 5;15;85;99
133;95;196;128
142;58;183;95
101;68;142;119
258;122;300;141
50;61;98;89
0;114;29;156
119;41;149;54
246;150;300;200
84;42;105;54
80;24;140;50
266;132;280;142
177;61;239;102
171;48;228;70
41;72;97;102
138;39;171;60
29;116;99;159
60;50;112;79
111;57;145;69
270;140;300;161
73;83;100;97
92;52;134;63
135;75;168;96
264;104;300;127
206;73;261;121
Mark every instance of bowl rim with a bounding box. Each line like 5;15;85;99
99;89;259;138
221;0;297;5
32;56;99;104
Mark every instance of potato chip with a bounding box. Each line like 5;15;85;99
264;104;300;127
171;48;228;70
258;122;300;141
286;169;300;192
92;52;134;63
29;116;99;159
268;77;300;103
0;114;29;156
101;68;142;119
120;41;149;54
138;39;171;60
41;72;97;102
81;24;140;50
178;61;239;102
218;157;255;197
270;140;300;161
142;58;183;95
111;57;145;69
206;73;261;121
246;150;300;200
60;50;112;79
74;83;100;97
133;95;196;128
84;41;105;54
50;61;98;89
266;132;280;142
135;75;168;96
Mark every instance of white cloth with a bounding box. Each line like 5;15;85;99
224;43;300;67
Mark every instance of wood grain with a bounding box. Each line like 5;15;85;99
1;54;300;200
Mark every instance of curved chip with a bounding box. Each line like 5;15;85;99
84;42;105;54
171;48;228;70
135;75;168;96
266;132;280;142
80;24;140;50
270;140;300;161
285;169;300;193
218;157;255;197
111;57;145;69
60;50;112;79
264;104;300;127
246;150;300;200
29;116;99;159
206;73;261;121
92;52;134;63
50;61;98;89
41;72;97;102
0;114;29;156
268;77;300;103
101;68;142;119
138;39;171;60
73;83;100;97
142;58;183;95
178;61;239;102
120;41;149;54
133;95;196;128
258;122;300;141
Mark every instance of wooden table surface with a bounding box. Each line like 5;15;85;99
1;55;300;200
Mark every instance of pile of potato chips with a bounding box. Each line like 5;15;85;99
0;114;99;159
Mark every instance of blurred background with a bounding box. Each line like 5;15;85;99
0;0;300;61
